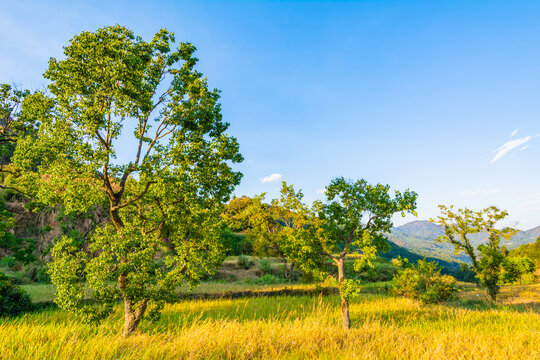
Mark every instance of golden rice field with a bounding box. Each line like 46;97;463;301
0;284;539;360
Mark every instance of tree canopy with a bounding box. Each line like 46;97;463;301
10;25;242;336
311;177;418;329
431;205;515;300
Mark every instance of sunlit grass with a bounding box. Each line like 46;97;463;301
1;285;539;359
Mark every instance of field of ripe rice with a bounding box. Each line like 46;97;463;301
1;285;539;360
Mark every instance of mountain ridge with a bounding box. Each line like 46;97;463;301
386;220;540;263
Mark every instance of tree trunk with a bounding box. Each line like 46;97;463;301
118;269;147;337
122;298;147;337
289;262;295;283
337;257;350;330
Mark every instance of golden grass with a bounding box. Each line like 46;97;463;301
1;286;539;360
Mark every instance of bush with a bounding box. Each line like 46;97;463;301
0;256;16;268
254;274;285;285
257;258;273;275
0;271;33;316
393;259;458;304
237;255;253;269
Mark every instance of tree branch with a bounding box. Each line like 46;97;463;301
111;181;156;211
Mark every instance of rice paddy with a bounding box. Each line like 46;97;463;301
1;284;538;359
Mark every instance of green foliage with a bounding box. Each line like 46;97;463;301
350;259;399;282
221;229;252;256
0;200;36;264
237;255;253;270
339;279;362;301
313;177;418;274
230;182;319;281
0;256;15;268
502;256;536;284
431;205;515;300
12;25;242;335
252;274;285;285
393;259;458;304
306;177;417;329
222;196;254;232
257;258;274;275
0;271;33;316
22;262;50;283
510;236;540;265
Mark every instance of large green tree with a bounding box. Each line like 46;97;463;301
11;25;242;336
430;205;515;301
311;177;417;329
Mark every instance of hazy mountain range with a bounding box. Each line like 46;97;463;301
386;220;540;264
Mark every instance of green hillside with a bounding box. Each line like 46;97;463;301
387;220;540;263
510;236;540;264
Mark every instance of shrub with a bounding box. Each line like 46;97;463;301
393;259;458;304
237;255;253;269
0;271;33;316
257;258;273;275
0;256;16;268
254;274;285;285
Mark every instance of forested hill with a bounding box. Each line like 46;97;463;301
387;220;540;263
510;237;540;264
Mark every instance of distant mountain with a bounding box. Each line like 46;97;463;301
385;220;540;264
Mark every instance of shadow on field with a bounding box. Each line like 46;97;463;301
447;299;540;314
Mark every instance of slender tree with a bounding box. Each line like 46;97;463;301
430;205;515;301
11;25;242;336
312;177;417;329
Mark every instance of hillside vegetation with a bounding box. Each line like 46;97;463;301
510;237;540;264
387;220;540;263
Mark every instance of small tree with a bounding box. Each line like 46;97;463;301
12;26;242;336
393;258;458;304
311;177;417;329
503;256;536;285
431;205;515;301
234;182;313;282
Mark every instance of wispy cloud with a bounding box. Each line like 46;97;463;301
520;145;529;150
491;136;531;163
510;128;519;137
316;188;326;194
459;189;501;196
261;173;282;183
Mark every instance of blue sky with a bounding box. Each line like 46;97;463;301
1;0;540;229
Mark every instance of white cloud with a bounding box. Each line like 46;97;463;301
510;128;519;137
491;136;531;163
261;173;282;183
316;188;326;194
520;145;529;150
459;189;501;196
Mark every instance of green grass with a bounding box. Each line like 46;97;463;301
0;284;538;359
20;284;56;303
